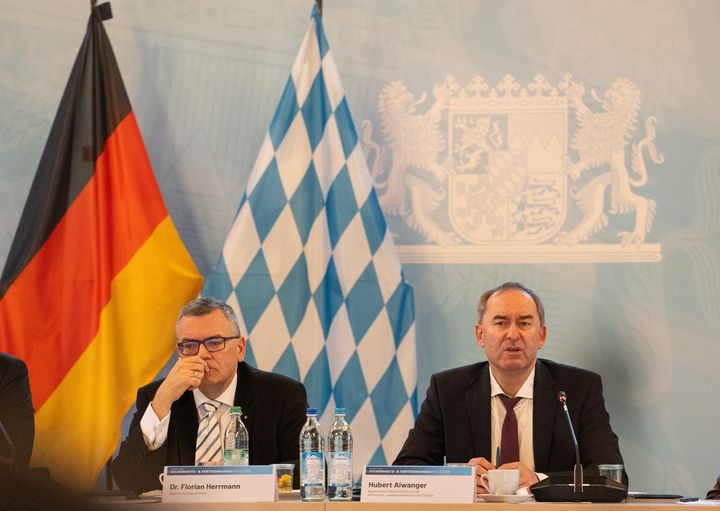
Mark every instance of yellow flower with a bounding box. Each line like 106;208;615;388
277;473;293;491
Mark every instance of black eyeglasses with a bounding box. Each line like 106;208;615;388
176;336;239;356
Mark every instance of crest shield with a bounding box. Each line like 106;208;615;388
447;92;567;243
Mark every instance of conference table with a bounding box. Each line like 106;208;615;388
108;500;708;510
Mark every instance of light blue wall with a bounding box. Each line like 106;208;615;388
1;0;719;497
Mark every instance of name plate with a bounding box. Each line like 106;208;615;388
361;465;476;503
161;465;276;503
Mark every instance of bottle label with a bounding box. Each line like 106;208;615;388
328;451;352;486
301;452;325;485
223;448;249;466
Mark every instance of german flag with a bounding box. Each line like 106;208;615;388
0;4;202;489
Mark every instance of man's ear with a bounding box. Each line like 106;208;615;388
538;326;547;349
237;336;247;361
475;323;485;348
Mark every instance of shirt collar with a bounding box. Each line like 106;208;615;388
193;372;238;410
489;364;535;400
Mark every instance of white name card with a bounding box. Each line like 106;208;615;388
361;465;476;503
161;465;277;503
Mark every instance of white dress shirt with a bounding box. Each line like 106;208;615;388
140;373;238;450
488;366;548;485
489;366;535;469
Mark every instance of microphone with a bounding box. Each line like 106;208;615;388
530;390;627;502
558;391;583;493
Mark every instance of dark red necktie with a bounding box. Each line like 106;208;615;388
499;395;521;464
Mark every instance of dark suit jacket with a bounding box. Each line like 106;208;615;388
394;359;626;483
113;361;308;492
0;352;35;470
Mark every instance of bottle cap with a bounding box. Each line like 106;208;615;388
335;407;346;415
230;406;242;414
307;408;318;415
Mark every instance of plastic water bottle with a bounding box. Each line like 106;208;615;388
223;406;249;466
327;407;353;501
299;408;325;501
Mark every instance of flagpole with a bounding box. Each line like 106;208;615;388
90;0;113;20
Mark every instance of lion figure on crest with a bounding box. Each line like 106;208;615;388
362;79;460;245
556;77;664;246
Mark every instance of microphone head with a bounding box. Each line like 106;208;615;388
558;391;567;403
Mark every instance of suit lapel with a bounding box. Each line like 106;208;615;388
234;362;254;438
467;363;492;459
175;391;200;465
532;360;558;472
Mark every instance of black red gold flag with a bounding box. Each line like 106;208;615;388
0;3;202;488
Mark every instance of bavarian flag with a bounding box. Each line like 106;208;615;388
0;3;202;488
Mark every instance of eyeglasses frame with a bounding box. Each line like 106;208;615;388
176;335;240;356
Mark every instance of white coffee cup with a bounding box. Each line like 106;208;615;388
480;469;520;495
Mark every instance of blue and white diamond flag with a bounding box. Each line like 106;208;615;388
203;5;417;472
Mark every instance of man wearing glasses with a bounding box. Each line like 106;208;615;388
113;297;308;492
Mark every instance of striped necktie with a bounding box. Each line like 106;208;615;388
195;400;223;465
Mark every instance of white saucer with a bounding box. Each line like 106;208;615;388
477;494;534;503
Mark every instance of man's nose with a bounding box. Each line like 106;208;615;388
506;323;521;340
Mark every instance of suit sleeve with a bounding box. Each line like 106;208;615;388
577;373;628;485
113;386;169;492
0;358;34;469
393;374;446;465
707;475;720;500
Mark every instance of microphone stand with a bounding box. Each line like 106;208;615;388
529;390;627;502
559;391;583;494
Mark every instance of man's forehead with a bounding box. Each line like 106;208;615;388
176;310;231;334
486;289;539;316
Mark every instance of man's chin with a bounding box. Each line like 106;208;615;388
497;359;532;372
198;376;218;389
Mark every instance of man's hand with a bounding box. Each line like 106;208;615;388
151;356;209;420
468;457;496;494
497;461;539;489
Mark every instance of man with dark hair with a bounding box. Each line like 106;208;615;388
394;282;626;494
0;352;34;470
113;297;308;492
